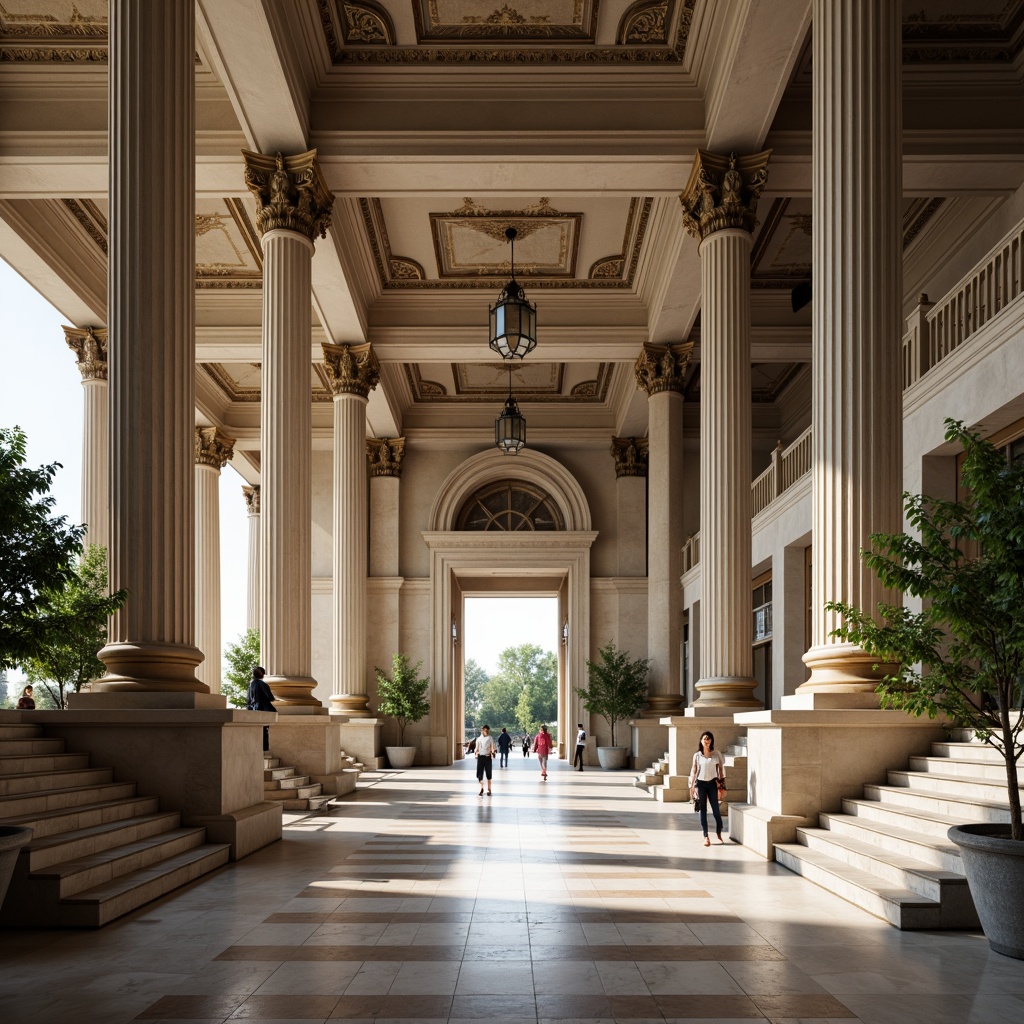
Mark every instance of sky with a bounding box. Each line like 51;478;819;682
1;258;558;682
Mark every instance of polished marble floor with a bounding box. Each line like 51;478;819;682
2;754;1023;1024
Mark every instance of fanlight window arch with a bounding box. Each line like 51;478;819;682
456;481;565;532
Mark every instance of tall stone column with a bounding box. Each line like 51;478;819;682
64;326;108;553
242;486;260;633
610;437;647;577
635;343;692;716
96;0;204;694
243;150;334;711
323;342;380;718
194;427;235;694
680;149;771;709
799;0;903;696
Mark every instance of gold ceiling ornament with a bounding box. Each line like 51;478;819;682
322;341;381;397
389;257;425;280
63;325;107;381
241;150;335;241
194;426;236;470
610;436;649;478
617;0;671;45
679;149;772;242
634;340;693;396
342;1;394;44
242;485;260;516
366;437;406;477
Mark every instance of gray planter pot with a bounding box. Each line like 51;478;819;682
385;745;417;769
596;746;629;770
948;823;1024;959
0;826;33;909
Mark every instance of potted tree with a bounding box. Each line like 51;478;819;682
375;654;431;769
829;420;1024;958
575;642;650;770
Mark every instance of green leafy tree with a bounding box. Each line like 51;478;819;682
23;545;127;709
0;426;85;669
576;642;650;746
478;672;523;732
375;653;431;746
222;628;261;708
476;644;557;734
463;658;489;733
828;419;1024;840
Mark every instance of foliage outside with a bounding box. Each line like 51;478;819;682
375;653;431;746
828;420;1024;841
576;642;650;747
0;426;85;671
473;644;558;736
462;658;489;733
22;545;126;709
222;629;261;709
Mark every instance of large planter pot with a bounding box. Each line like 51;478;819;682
0;826;33;908
948;823;1024;959
385;745;417;769
596;746;630;770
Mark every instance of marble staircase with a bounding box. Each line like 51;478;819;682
634;738;748;809
0;723;231;928
263;754;335;812
773;730;1005;930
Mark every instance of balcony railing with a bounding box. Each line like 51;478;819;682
903;218;1024;389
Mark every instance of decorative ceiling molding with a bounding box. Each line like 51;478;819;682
404;361;613;403
341;0;394;44
903;197;946;249
200;363;333;403
617;0;672;45
0;0;106;63
414;0;598;42
61;198;107;255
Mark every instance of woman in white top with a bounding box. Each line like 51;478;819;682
688;730;726;846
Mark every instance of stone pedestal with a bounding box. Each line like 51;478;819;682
728;709;945;859
269;716;357;796
339;719;386;770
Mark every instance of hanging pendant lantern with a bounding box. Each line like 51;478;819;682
488;227;537;360
495;364;527;454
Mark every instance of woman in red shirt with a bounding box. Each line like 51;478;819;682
532;724;554;781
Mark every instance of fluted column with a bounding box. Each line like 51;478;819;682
64;326;108;553
680;150;771;708
97;0;203;693
800;0;903;694
323;343;381;718
635;343;692;716
242;486;260;632
610;437;647;577
243;149;335;711
194;427;235;693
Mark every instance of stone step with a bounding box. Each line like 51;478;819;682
930;741;1005;764
774;843;944;930
24;811;183;871
263;756;281;769
0;795;162;839
0;738;67;756
0;781;139;819
819;811;963;873
281;793;333;812
0;766;113;797
886;769;1020;803
865;782;1012;824
909;755;1011;782
264;783;322;801
265;774;312;791
840;795;971;840
0;725;45;740
0;752;91;775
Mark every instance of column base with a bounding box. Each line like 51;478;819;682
69;692;227;710
266;675;323;711
641;693;685;718
799;642;894;699
692;676;761;708
330;693;374;718
95;641;207;693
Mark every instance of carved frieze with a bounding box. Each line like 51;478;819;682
634;341;693;396
63;325;108;381
610;436;649;478
679;150;772;242
242;484;261;516
194;426;236;470
366;437;406;477
322;342;381;397
242;150;335;241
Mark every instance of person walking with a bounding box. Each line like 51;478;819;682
573;723;587;771
247;665;276;752
497;727;513;768
533;724;554;781
688;730;726;846
522;735;530;758
475;724;497;796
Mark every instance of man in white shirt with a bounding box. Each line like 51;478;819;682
475;724;497;796
574;723;587;771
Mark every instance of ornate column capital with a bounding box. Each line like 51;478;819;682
634;341;693;396
323;341;381;398
242;484;260;516
610;436;649;478
242;149;335;240
64;325;108;381
194;426;235;470
367;437;406;478
679;149;771;242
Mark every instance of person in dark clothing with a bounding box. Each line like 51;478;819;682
497;727;513;768
247;665;276;752
522;735;530;757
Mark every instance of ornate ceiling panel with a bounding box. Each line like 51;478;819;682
414;0;598;41
201;363;333;403
0;0;106;62
406;360;612;402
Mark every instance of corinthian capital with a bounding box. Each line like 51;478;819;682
242;484;260;516
64;325;108;381
679;149;771;242
366;437;406;478
322;342;380;398
242;149;335;240
194;426;235;470
634;341;693;396
610;436;649;478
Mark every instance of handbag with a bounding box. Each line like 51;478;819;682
716;776;727;799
